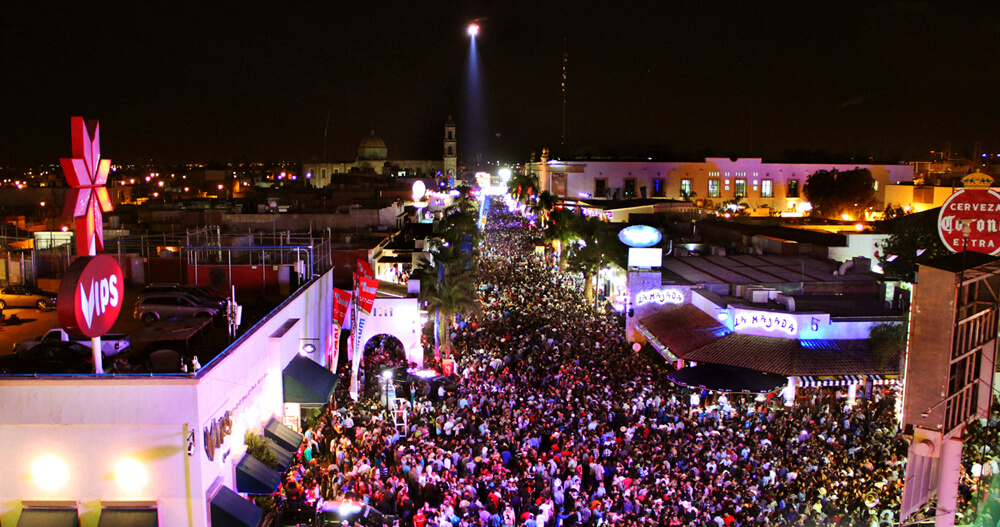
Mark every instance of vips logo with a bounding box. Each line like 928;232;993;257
58;254;125;338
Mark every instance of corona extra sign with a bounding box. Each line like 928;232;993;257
57;254;124;338
938;187;1000;255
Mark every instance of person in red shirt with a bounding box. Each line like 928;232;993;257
413;509;427;527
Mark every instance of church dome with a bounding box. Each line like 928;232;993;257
358;130;388;160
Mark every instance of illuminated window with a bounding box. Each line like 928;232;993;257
652;178;665;197
623;178;637;198
595;178;608;198
735;179;746;198
788;180;799;197
708;179;720;198
761;179;773;198
873;181;879;191
680;179;693;198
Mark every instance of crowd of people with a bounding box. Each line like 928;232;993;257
272;205;993;527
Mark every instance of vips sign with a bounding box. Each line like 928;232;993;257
938;174;1000;255
57;254;125;338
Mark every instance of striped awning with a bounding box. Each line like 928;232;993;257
869;374;901;386
797;374;900;387
797;375;865;387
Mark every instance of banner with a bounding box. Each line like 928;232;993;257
333;288;352;327
329;325;341;372
358;258;375;279
330;288;352;372
349;273;380;399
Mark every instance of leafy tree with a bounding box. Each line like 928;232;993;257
565;216;627;304
244;431;280;470
507;171;539;206
530;191;558;228
877;209;949;282
413;211;481;359
802;168;878;220
715;198;750;217
867;322;906;370
545;207;580;268
412;251;479;360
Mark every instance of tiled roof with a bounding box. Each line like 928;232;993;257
684;334;900;377
638;305;730;358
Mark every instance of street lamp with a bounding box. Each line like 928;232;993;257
380;369;397;407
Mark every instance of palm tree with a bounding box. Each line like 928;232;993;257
545;207;579;268
413;251;479;360
507;171;539;207
565;215;627;305
530;191;557;228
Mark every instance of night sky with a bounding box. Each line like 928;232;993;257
2;1;999;166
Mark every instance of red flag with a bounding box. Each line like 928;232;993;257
353;273;379;315
333;288;352;327
357;259;375;279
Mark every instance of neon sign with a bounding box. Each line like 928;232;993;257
733;311;796;335
635;288;684;306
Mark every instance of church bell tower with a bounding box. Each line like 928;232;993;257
443;116;457;182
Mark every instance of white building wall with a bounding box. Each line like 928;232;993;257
0;268;336;527
356;297;423;367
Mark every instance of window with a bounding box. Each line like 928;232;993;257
735;179;747;198
595;178;608;198
787;180;799;198
873;181;879;191
447;146;454;156
761;179;773;198
708;179;720;198
447;131;454;140
623;178;637;198
652;178;665;197
680;179;693;198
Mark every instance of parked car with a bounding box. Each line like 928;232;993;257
0;341;93;374
140;283;228;307
13;328;130;356
134;294;221;325
0;285;58;310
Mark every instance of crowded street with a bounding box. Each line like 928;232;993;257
283;208;922;527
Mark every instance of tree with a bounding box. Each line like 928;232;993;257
530;191;557;228
802;168;878;220
565;216;627;305
867;322;907;370
545;207;580;268
412;250;479;360
507;171;539;207
877;209;949;282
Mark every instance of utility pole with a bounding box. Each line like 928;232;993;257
561;34;568;150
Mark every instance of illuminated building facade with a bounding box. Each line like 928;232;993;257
527;152;915;217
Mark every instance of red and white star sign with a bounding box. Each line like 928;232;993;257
60;117;113;257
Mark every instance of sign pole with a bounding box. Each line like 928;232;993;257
58;117;120;375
